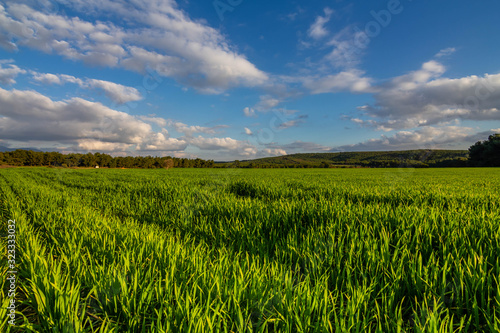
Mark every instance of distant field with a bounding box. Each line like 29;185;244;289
1;168;500;332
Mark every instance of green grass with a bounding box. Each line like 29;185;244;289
1;167;500;332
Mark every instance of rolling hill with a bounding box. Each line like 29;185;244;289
221;150;469;168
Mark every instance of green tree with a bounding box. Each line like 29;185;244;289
95;152;112;168
468;134;500;166
81;153;97;167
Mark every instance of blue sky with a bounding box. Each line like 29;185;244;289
0;0;499;160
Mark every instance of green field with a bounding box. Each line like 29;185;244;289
1;168;500;332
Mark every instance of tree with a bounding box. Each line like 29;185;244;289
143;156;155;168
162;158;174;169
95;152;112;168
81;153;97;167
468;134;500;166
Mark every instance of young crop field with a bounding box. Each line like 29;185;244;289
1;167;500;332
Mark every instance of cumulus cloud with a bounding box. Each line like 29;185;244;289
188;136;258;157
308;8;333;40
138;115;168;127
165;120;228;137
0;60;26;84
0;86;188;153
262;148;287;156
138;131;187;151
31;72;142;104
0;0;268;93
243;95;284;118
0;86;261;156
85;79;142;104
354;60;500;131
335;126;483;151
32;72;66;85
244;127;253;135
77;140;132;152
302;69;372;94
189;136;246;150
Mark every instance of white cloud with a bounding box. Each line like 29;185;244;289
85;79;142;104
138;130;187;151
0;0;268;93
255;95;281;111
244;127;253;135
32;72;65;85
0;85;255;157
165;120;228;137
262;148;287;156
435;47;456;58
188;136;258;157
189;136;244;150
0;87;186;153
0;61;26;84
138;115;167;127
325;25;367;68
31;71;142;104
356;60;500;130
336;126;478;151
77;140;131;152
243;107;256;117
303;69;372;94
308;8;333;40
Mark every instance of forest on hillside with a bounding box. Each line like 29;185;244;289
228;150;469;168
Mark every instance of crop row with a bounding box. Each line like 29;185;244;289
0;168;499;332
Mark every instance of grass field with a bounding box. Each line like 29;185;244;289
1;167;500;332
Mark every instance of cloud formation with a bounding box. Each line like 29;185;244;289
0;87;157;149
0;87;263;156
165;120;228;137
0;60;26;84
32;72;142;104
0;0;268;93
308;8;333;40
188;136;257;157
243;107;256;117
302;69;372;94
335;126;492;151
353;60;500;131
435;47;456;58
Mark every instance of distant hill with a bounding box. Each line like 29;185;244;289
222;150;469;168
0;146;44;152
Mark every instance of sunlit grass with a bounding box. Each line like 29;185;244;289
1;167;499;332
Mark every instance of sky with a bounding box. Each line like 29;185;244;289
0;0;500;161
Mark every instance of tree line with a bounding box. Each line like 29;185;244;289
468;134;500;167
0;150;215;168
